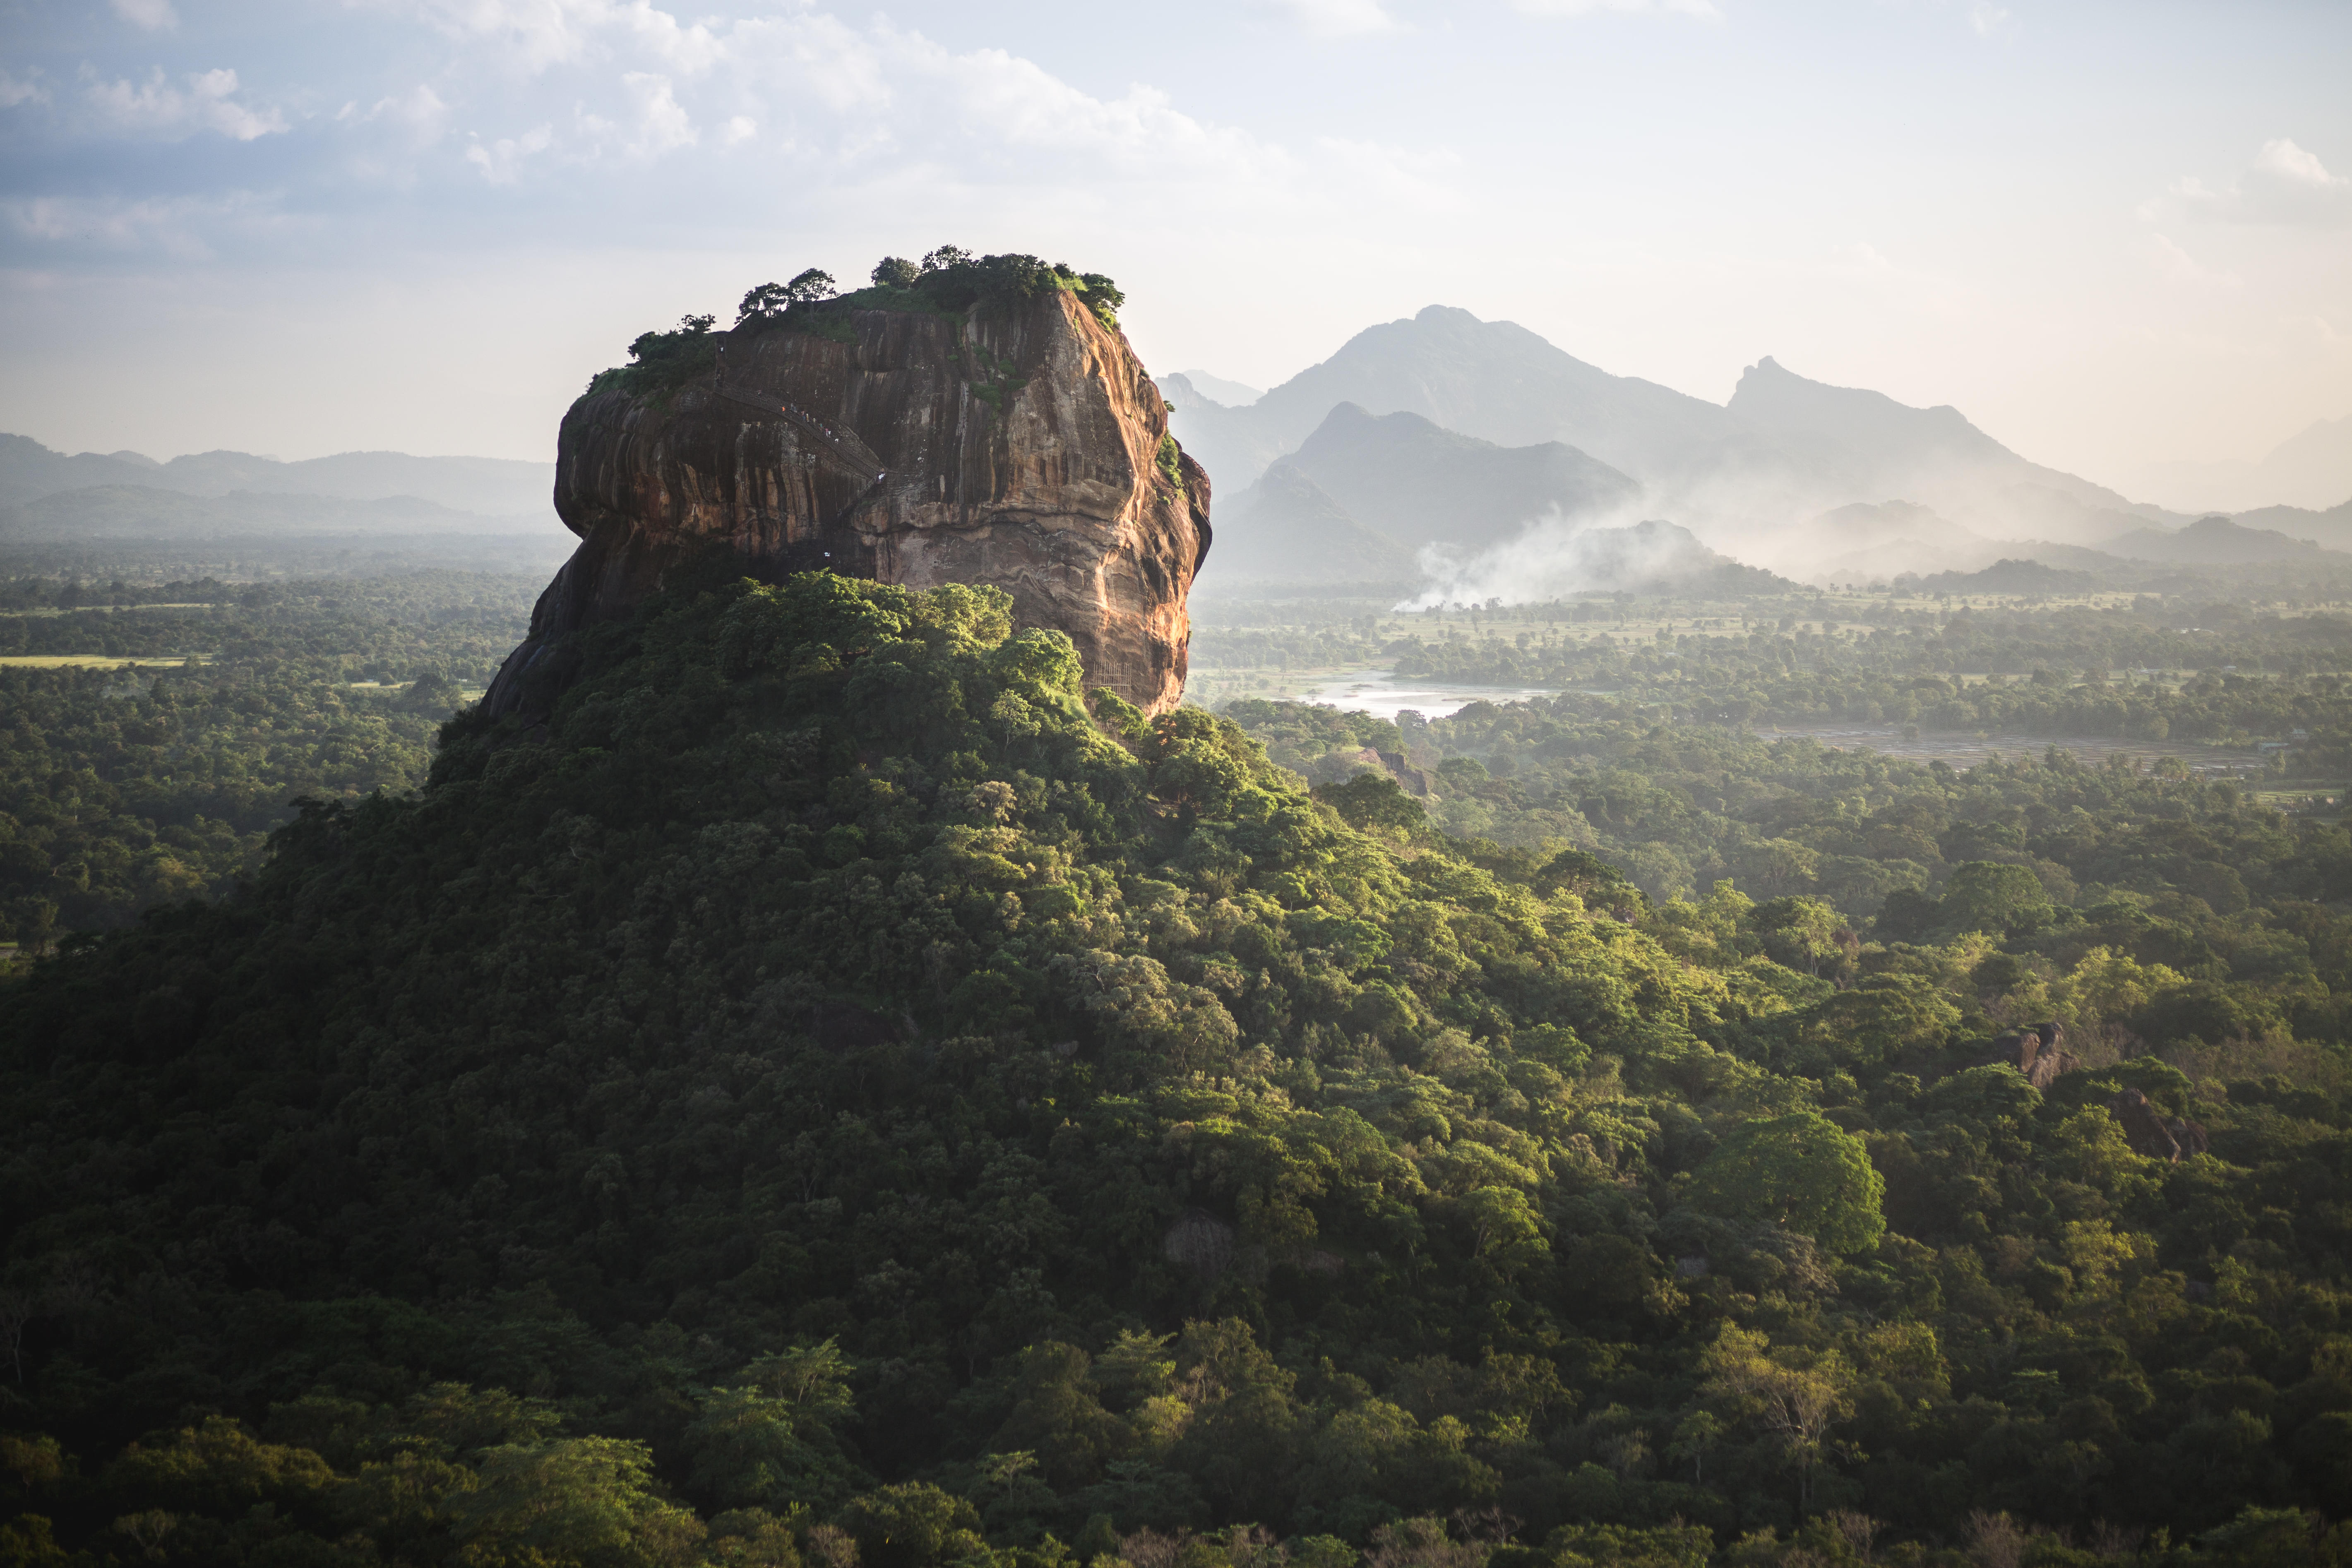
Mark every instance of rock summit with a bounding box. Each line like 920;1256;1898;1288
488;279;1209;718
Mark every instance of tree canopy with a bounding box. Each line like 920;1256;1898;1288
1684;1111;1887;1256
7;569;2352;1566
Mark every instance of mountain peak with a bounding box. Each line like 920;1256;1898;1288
1729;357;1997;456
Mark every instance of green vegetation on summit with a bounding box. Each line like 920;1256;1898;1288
590;249;1126;401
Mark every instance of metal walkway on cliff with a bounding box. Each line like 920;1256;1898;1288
712;384;889;495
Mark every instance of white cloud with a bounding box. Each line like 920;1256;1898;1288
2;192;264;257
1967;1;2012;39
85;67;288;140
111;0;180;30
2254;137;2349;191
38;1;1457;273
464;123;553;182
370;0;723;74
375;0;596;70
1258;0;1400;38
572;71;698;163
362;83;452;147
346;4;1302;194
589;70;697;160
0;69;50;108
1513;0;1722;19
2169;137;2352;227
2142;233;2240;289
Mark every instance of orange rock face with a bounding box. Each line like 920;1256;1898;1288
486;288;1209;717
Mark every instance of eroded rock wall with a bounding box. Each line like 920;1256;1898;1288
486;289;1209;718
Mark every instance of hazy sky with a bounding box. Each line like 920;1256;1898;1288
2;0;2346;499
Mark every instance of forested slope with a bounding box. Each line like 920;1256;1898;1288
4;571;2352;1566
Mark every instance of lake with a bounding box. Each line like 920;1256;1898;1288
1290;667;1564;720
1279;674;2273;776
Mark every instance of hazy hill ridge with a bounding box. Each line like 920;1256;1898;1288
1723;356;2173;533
1167;305;1757;492
0;431;557;518
2133;411;2352;513
1201;459;1418;588
2233;494;2352;553
1282;403;1641;553
0;484;545;541
1163;307;2207;569
2102;514;2338;566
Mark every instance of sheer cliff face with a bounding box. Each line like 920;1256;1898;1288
488;289;1210;716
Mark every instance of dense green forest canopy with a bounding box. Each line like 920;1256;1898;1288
7;569;2352;1566
0;571;536;671
0;572;531;943
1225;692;2348;923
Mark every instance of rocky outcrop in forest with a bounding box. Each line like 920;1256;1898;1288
486;282;1210;718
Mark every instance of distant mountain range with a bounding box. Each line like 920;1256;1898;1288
1168;305;2349;594
1202;461;1417;590
0;433;557;520
1204;402;1655;593
0;485;517;542
2233;495;2352;552
1204;404;1780;599
1281;403;1640;553
1165;306;2186;535
1167;369;1263;408
1167;306;1759;498
1912;559;2098;596
2128;413;2352;514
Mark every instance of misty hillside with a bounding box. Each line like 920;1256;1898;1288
0;484;556;541
1168;307;2344;589
1552;518;1793;596
1724;359;2174;538
1767;499;2005;582
1190;403;1644;596
2135;411;2352;513
1160;309;2258;589
1199;459;1418;590
1908;557;2100;595
1412;516;1797;605
1169;304;1759;490
2101;513;2340;566
1163;368;1263;407
1283;403;1641;552
0;431;556;517
2234;493;2352;552
1984;483;2155;547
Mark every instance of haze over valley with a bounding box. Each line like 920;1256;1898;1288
1163;306;2352;602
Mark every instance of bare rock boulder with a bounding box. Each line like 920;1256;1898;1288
485;287;1209;719
2110;1086;2184;1162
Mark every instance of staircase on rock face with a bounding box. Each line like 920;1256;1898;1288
713;384;888;489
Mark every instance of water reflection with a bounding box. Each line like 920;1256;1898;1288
1294;667;1561;721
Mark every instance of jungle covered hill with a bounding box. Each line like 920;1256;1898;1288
6;572;2352;1565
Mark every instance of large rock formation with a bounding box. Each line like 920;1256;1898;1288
485;287;1209;718
1985;1021;2077;1090
2109;1086;2210;1163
